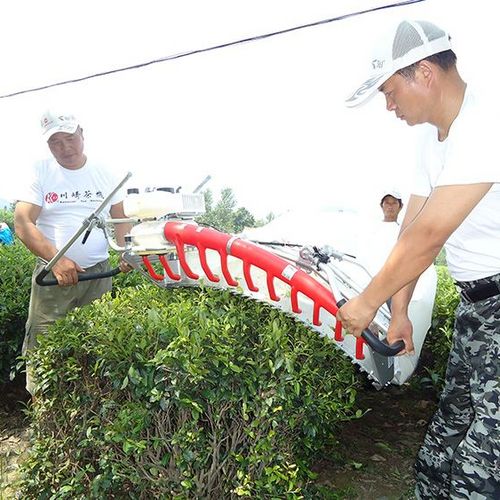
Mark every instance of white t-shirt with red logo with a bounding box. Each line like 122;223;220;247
18;158;124;268
413;87;500;281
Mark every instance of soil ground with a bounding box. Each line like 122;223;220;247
0;375;437;499
0;375;30;499
313;381;438;499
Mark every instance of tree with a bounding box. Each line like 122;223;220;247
233;207;255;233
255;211;275;227
197;188;258;233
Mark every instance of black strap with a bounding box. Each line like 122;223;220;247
460;280;500;303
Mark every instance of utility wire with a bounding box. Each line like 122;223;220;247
0;0;425;100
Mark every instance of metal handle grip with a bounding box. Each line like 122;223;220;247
337;298;405;357
35;267;121;286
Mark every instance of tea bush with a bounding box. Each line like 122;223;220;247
0;247;146;384
0;241;35;382
420;265;459;389
20;286;359;498
109;250;149;289
0;207;14;227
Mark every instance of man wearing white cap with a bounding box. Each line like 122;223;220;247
15;111;131;395
337;20;500;498
358;190;403;275
380;190;403;224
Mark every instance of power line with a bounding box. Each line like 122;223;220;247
0;0;425;100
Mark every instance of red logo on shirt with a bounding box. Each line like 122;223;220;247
45;192;59;204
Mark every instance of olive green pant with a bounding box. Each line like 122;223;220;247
23;258;112;394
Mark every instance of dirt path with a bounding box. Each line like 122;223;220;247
313;383;438;499
0;378;437;499
0;378;30;499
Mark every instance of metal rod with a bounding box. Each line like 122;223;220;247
42;172;132;272
193;175;212;193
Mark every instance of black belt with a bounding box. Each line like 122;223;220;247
457;280;500;303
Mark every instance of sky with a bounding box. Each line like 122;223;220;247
0;0;497;219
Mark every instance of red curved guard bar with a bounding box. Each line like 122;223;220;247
161;222;363;359
163;223;337;313
197;248;220;283
142;256;165;281
334;319;344;342
217;250;238;287
170;234;199;280
243;261;258;292
290;288;301;314
158;255;181;281
356;337;366;360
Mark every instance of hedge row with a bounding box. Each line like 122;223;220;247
0;243;146;383
419;265;458;388
1;245;458;394
0;207;14;227
1;237;459;496
0;241;35;381
19;286;359;498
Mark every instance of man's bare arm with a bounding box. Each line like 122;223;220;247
338;183;493;336
385;194;429;353
390;195;428;315
15;202;57;261
110;201;132;246
367;183;492;306
14;201;84;285
110;201;133;273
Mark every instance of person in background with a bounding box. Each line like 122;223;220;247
355;190;405;312
14;111;132;395
358;190;404;275
339;20;500;498
380;190;403;224
0;222;14;245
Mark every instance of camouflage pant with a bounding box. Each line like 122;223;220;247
415;282;500;499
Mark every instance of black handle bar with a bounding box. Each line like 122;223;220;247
360;329;405;357
35;267;121;287
336;298;405;357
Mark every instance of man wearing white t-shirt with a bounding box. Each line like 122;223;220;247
15;111;131;395
339;21;500;498
357;191;403;278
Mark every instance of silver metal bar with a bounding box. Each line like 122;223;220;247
41;172;132;271
193;175;212;193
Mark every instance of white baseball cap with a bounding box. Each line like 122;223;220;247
380;190;402;203
40;110;79;139
345;20;452;108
